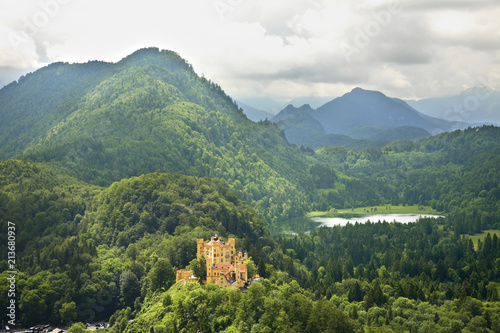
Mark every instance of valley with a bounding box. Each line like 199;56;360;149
0;48;499;332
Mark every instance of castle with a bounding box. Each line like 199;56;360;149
176;235;250;289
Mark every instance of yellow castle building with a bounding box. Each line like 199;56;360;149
176;235;250;289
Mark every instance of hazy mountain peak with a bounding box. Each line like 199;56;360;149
281;103;313;113
273;86;472;148
272;103;315;122
298;103;313;111
350;87;367;93
344;87;387;100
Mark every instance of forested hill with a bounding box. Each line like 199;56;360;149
316;125;500;233
0;159;269;327
0;47;315;223
0;48;246;161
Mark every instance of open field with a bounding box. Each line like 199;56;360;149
466;230;500;250
308;204;441;217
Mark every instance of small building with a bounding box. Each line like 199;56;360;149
176;235;250;289
176;269;199;284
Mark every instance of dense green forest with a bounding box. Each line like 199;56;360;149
120;218;500;332
1;48;500;331
0;161;267;327
315;125;500;234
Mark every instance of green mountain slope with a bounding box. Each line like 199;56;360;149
342;124;430;141
0;159;99;251
0;48;312;222
0;61;112;159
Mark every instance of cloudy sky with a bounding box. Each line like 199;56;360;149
1;0;499;104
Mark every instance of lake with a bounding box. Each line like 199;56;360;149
312;214;444;227
270;214;444;235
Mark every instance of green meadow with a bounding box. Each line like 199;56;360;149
467;229;500;250
308;204;441;217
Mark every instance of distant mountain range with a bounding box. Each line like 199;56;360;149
237;96;332;121
270;88;472;150
406;87;500;125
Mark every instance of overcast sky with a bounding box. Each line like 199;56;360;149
1;0;499;102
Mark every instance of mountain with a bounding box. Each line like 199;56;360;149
0;60;112;159
273;104;315;122
237;100;274;121
272;108;387;151
315;87;468;135
406;87;500;125
237;96;333;118
287;96;333;109
0;48;315;223
272;87;470;149
3;125;500;330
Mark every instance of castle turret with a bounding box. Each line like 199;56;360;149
197;238;205;258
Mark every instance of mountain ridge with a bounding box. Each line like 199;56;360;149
272;87;470;149
0;47;313;223
406;87;500;125
314;87;467;135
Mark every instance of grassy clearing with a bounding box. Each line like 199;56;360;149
308;204;441;218
466;230;500;250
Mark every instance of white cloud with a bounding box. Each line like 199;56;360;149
0;26;40;68
429;11;475;35
0;0;499;100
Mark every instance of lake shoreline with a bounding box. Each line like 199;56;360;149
307;204;443;218
311;214;445;228
269;211;445;235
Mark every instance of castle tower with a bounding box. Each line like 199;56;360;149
197;238;205;258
